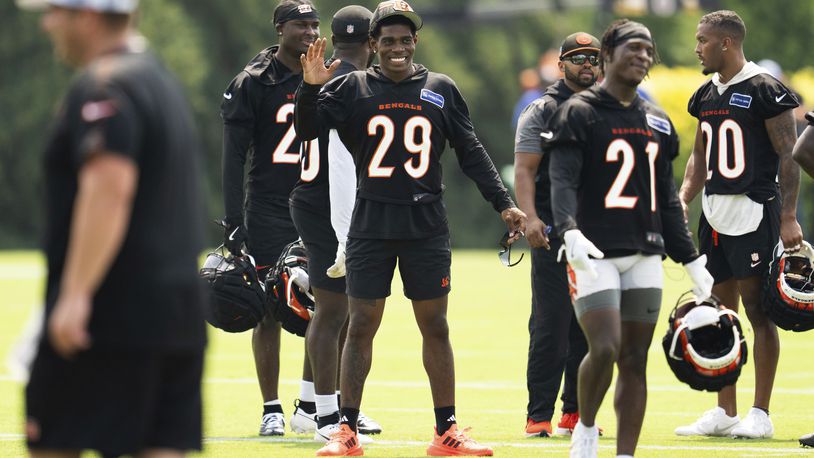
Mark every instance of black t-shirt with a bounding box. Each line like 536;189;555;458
688;73;798;202
43;48;206;350
513;79;575;231
221;45;313;222
548;87;697;263
289;60;359;213
295;64;514;239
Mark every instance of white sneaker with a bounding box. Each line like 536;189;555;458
314;422;373;444
731;408;774;439
259;412;285;436
289;399;317;434
674;407;740;437
357;411;382;435
570;422;599;458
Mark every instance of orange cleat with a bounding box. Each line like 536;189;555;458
315;424;363;456
556;412;603;436
427;424;493;456
525;418;552;437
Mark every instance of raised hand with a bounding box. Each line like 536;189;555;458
300;37;342;86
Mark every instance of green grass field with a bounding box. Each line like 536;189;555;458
1;250;812;457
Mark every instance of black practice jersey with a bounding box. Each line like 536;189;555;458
548;87;697;263
289;60;358;213
296;64;514;239
514;79;575;230
43;48;206;350
221;45;313;223
688;73;798;202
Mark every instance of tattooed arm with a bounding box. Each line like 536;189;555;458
766;109;803;250
793;124;814;178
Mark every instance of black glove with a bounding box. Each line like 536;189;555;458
223;221;248;256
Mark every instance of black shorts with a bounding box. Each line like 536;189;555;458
245;208;298;276
290;205;346;294
699;196;781;282
26;339;204;456
346;234;451;301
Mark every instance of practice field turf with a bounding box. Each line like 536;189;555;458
1;250;813;457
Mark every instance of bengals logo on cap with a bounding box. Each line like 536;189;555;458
576;33;593;45
379;0;414;12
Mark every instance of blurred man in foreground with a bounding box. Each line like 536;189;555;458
18;0;207;456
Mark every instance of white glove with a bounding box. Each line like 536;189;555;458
684;254;714;304
563;229;605;280
326;241;346;278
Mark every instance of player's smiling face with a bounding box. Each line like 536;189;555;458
372;24;417;81
278;19;320;56
607;38;653;86
695;23;724;75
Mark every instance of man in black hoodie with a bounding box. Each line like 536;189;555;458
295;1;526;455
220;0;318;437
547;20;714;458
513;32;599;439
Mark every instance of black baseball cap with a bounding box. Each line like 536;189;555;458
331;5;373;43
559;32;600;59
370;0;423;35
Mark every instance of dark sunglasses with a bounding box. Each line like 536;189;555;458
498;231;525;267
562;54;599;66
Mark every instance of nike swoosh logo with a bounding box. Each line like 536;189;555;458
775;93;787;103
228;227;240;241
540;131;554;139
751;261;762;268
223;92;233;100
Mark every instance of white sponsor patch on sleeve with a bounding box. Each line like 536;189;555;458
646;113;671;135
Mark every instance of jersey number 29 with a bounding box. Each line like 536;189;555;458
367;115;432;179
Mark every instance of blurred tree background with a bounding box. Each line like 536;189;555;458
2;0;813;249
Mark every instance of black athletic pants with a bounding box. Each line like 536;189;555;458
527;237;587;422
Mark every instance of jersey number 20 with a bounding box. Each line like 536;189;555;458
701;119;745;180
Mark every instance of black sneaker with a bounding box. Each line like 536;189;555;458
801;432;814;448
357;411;382;435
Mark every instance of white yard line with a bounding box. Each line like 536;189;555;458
5;374;814;396
203;436;810;453
1;433;809;453
203;377;814;396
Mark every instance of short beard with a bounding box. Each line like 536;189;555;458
564;67;597;88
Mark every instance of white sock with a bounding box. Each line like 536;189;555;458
577;420;598;435
617;455;634;458
300;380;315;403
315;394;339;419
264;400;282;406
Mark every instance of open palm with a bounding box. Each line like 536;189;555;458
300;37;341;85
